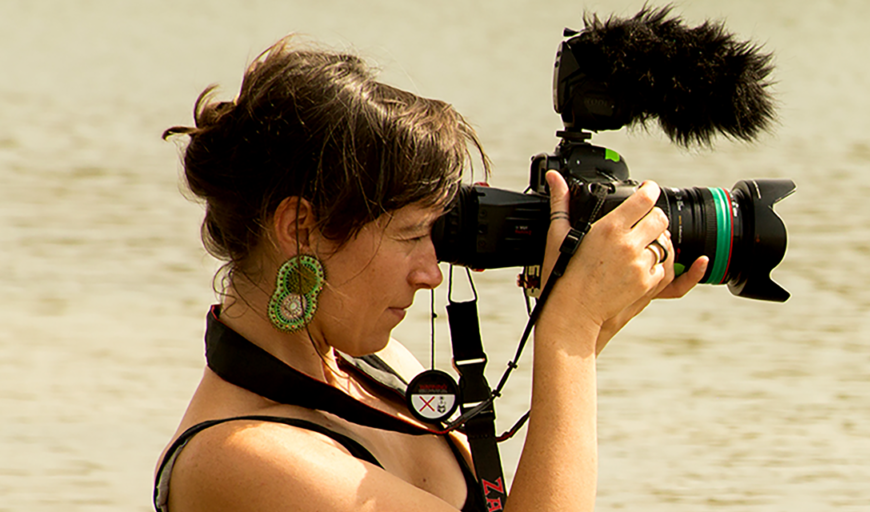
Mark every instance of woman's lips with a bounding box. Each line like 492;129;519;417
388;306;408;321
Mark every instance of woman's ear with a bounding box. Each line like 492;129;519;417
272;197;316;257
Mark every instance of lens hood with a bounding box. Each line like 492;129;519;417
726;179;796;302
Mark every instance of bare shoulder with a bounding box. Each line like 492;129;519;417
375;338;426;382
167;418;457;512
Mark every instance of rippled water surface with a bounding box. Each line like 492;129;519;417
2;0;870;510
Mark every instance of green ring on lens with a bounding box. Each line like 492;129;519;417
705;188;732;284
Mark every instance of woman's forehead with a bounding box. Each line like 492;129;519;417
382;203;444;231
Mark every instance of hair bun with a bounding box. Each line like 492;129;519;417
162;89;236;140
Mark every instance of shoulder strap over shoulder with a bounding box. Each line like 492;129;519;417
204;306;438;436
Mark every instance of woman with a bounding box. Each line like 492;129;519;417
155;36;707;512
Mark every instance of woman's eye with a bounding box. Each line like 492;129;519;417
401;232;429;243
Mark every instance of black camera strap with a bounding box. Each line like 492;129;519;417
204;304;509;436
205;306;440;436
446;299;507;512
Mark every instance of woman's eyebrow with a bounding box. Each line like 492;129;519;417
394;216;438;235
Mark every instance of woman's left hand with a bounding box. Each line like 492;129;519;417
595;234;708;355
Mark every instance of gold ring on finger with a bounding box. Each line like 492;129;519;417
647;238;668;265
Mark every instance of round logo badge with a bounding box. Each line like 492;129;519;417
406;370;459;423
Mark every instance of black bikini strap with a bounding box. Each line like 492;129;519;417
154;415;384;511
204;307;434;436
167;415;382;470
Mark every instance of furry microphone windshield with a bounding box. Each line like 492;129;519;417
556;6;776;147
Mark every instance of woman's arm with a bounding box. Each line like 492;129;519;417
506;171;693;512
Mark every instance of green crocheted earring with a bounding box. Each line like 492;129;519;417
268;254;326;332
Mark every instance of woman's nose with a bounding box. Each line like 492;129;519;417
411;241;443;290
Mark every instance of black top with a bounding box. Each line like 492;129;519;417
153;307;485;512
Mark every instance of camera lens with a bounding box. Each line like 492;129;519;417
658;179;794;302
658;186;735;283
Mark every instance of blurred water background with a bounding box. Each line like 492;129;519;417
2;0;870;510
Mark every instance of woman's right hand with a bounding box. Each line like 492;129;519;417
539;171;672;330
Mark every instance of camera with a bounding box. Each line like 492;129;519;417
432;15;795;302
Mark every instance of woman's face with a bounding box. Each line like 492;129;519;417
311;202;444;356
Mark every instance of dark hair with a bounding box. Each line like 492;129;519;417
164;36;488;279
